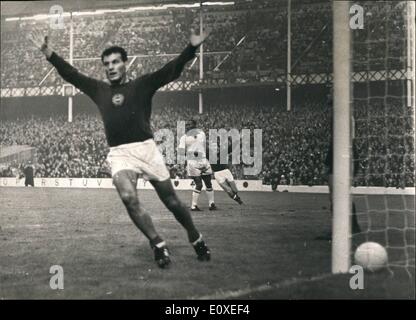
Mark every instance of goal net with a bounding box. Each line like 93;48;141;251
333;1;415;277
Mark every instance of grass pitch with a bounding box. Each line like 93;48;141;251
0;187;414;299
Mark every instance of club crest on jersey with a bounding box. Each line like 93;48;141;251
112;93;125;107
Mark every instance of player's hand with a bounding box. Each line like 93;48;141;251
28;29;48;50
28;30;52;58
190;28;211;47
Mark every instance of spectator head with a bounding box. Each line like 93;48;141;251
185;118;198;132
101;46;128;84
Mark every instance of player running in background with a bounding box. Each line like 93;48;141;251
179;119;217;211
29;29;211;268
208;140;243;205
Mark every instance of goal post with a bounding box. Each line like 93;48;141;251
332;0;352;274
332;1;415;276
407;0;415;111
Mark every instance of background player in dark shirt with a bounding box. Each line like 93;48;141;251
29;29;211;268
208;140;243;205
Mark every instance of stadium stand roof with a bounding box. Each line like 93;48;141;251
0;145;34;158
0;0;249;17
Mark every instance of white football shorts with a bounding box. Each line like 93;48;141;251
214;169;234;184
106;139;170;181
187;158;213;177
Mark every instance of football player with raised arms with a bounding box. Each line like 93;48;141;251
28;29;211;268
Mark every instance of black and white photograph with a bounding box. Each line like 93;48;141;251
0;0;415;305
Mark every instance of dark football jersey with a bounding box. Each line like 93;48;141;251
47;45;197;147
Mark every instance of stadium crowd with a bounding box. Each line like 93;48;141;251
1;1;407;88
0;116;108;178
0;1;412;188
1;101;414;188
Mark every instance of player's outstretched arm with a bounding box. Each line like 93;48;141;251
145;29;211;90
28;30;99;95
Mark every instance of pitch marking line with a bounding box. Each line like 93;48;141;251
191;273;334;300
0;223;63;229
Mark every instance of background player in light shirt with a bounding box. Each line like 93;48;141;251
179;119;217;211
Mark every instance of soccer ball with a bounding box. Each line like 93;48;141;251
354;242;388;272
